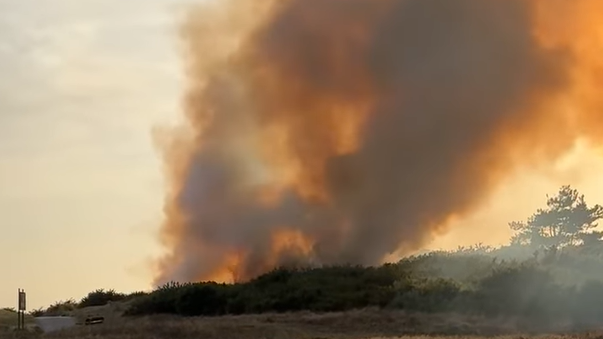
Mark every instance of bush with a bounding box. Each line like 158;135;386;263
79;289;127;308
124;282;185;316
175;283;229;316
34;243;603;325
124;265;399;317
29;308;45;317
463;263;576;328
26;299;78;317
125;291;148;300
46;299;78;316
569;280;603;326
391;278;462;312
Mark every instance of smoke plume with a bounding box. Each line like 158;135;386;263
154;0;603;284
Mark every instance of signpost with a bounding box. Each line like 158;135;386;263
17;289;26;330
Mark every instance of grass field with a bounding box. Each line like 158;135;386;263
4;308;603;339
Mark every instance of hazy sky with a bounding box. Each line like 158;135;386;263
0;0;190;309
2;0;603;310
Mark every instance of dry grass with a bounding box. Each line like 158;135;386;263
3;308;603;339
0;309;34;328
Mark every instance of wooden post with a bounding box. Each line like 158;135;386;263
17;289;26;331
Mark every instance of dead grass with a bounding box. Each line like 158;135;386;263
1;308;599;339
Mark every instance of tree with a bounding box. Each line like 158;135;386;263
509;185;603;248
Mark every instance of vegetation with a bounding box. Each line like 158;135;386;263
118;186;603;320
509;185;603;247
19;185;603;334
117;256;603;326
0;308;34;332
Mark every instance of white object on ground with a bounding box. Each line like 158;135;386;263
33;316;77;333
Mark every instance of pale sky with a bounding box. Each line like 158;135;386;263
2;0;603;311
0;0;191;309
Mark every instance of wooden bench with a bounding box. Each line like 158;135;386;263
84;316;104;325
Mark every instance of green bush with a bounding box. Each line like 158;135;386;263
125;291;148;300
29;308;45;317
26;299;78;317
117;251;603;322
124;282;185;316
391;278;462;312
79;289;126;308
471;264;569;325
175;283;229;316
569;280;603;326
124;265;399;317
46;299;78;316
33;240;603;325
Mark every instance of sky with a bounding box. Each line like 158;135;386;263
1;0;603;310
0;0;191;309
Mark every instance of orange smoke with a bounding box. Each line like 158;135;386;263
154;0;603;285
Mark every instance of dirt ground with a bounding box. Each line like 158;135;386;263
5;308;603;339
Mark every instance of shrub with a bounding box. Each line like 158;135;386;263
34;244;603;324
29;308;45;317
125;265;399;317
124;282;185;316
471;264;570;326
45;299;78;316
391;278;462;312
175;283;229;316
569;280;603;326
125;291;148;300
79;289;126;308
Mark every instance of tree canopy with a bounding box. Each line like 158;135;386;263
509;185;603;248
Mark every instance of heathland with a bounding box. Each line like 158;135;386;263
4;185;603;339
